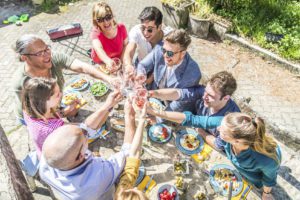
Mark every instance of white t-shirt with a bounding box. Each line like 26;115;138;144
128;25;173;62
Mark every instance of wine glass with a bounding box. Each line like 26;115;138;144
112;58;122;72
135;67;147;86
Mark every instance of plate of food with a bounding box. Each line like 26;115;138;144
149;98;166;112
68;77;89;91
98;64;110;74
148;123;172;144
61;91;87;108
175;128;204;155
135;162;146;186
209;164;243;197
90;81;109;97
157;184;179;200
88;126;110;143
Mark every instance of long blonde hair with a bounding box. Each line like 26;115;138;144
92;2;116;30
114;188;149;200
223;113;279;163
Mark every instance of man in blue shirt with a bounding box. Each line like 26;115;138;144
149;71;240;150
39;106;137;200
137;29;201;111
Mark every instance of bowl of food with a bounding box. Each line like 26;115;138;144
148;123;172;144
209;164;243;197
173;159;189;175
90;81;109;97
157;184;179;200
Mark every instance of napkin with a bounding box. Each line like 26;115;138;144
191;143;213;163
137;175;157;195
232;179;252;200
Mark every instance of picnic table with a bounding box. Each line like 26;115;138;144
64;74;259;200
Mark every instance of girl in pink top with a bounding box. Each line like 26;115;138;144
22;77;122;159
91;2;128;71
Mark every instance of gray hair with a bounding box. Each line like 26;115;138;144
14;34;43;55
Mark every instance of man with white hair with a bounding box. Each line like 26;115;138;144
12;34;115;124
39;113;136;200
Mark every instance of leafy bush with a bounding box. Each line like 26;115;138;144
191;0;213;19
204;0;300;61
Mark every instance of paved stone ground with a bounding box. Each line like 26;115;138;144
0;0;300;199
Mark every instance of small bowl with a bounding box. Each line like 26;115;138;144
157;184;179;200
173;159;189;175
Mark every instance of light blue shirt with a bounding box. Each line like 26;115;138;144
137;44;201;90
39;144;131;200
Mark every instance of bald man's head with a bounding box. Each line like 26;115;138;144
42;124;87;170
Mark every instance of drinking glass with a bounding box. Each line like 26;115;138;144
135;68;147;86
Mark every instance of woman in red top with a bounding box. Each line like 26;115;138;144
91;2;128;72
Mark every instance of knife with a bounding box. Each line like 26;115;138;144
228;180;233;200
239;185;251;200
143;175;154;193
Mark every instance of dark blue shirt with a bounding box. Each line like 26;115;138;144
179;85;240;149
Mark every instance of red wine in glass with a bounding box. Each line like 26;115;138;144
136;88;147;98
135;96;146;108
135;74;146;85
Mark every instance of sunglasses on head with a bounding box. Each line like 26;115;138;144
162;47;185;58
140;26;155;33
96;14;113;23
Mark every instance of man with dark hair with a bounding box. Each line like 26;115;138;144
137;29;201;112
148;71;240;150
123;6;170;68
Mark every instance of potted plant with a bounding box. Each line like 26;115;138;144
161;0;195;29
32;0;44;4
188;0;212;38
212;16;232;40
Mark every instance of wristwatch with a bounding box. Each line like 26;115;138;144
79;123;97;138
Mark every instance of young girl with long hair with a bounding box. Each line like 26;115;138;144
22;77;122;158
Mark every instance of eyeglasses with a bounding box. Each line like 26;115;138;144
162;47;185;58
22;45;51;57
96;14;113;23
140;25;155;33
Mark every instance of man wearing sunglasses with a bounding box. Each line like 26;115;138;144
12;34;114;124
123;7;169;69
137;29;201;112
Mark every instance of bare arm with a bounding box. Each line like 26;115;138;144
129;102;147;158
123;42;137;66
123;100;136;144
197;128;218;150
120;38;129;61
149;88;181;101
147;106;185;124
84;91;122;129
92;39;114;66
69;58;112;84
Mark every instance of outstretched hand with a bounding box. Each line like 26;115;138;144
105;90;123;108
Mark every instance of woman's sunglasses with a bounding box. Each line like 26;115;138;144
96;14;113;23
162;47;185;58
